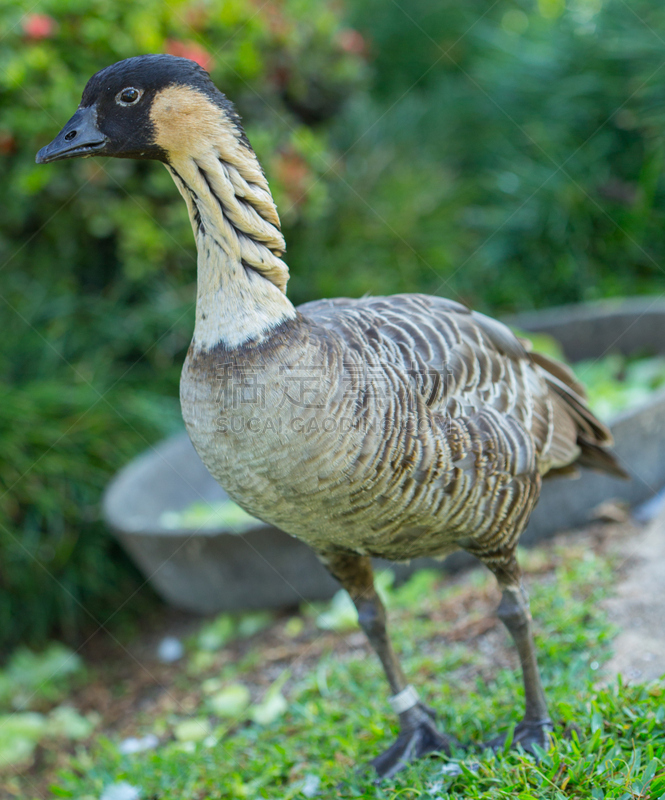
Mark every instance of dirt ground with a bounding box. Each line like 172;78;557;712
603;505;665;684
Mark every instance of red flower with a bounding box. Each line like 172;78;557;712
264;6;291;38
22;13;56;40
274;149;310;208
336;28;367;56
166;40;214;72
184;3;209;30
0;132;16;156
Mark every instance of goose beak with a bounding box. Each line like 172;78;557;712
36;106;108;164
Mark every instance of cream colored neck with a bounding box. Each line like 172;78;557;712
166;143;296;351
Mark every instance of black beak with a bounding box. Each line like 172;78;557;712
36;106;108;164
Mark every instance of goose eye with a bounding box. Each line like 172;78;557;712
116;87;142;106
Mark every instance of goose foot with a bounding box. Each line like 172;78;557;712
483;718;553;757
369;704;460;780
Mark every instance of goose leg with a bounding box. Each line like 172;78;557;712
485;556;552;754
321;552;459;779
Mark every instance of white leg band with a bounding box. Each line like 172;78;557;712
389;684;419;715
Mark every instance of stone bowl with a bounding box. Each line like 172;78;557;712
103;296;665;612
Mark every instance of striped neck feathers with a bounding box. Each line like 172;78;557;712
151;85;296;350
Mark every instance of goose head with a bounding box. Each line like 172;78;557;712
35;54;247;165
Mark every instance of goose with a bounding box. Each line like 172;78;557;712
36;55;626;779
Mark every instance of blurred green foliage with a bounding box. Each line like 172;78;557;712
288;0;665;309
1;0;665;651
0;642;83;711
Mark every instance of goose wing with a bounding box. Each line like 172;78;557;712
299;293;624;479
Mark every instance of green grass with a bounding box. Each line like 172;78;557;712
8;541;665;799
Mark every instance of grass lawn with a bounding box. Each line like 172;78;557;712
2;522;664;800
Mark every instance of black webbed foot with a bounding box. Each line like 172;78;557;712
483;718;553;757
369;704;460;780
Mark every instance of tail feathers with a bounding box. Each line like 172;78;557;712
576;441;630;479
527;348;589;402
528;350;629;480
546;374;613;446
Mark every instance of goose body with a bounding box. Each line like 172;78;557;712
37;54;625;778
182;294;603;564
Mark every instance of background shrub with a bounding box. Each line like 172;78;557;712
287;0;665;310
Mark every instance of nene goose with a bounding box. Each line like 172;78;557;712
37;55;626;778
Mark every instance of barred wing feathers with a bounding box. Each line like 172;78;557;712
299;294;625;481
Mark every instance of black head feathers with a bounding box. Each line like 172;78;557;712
37;54;248;164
